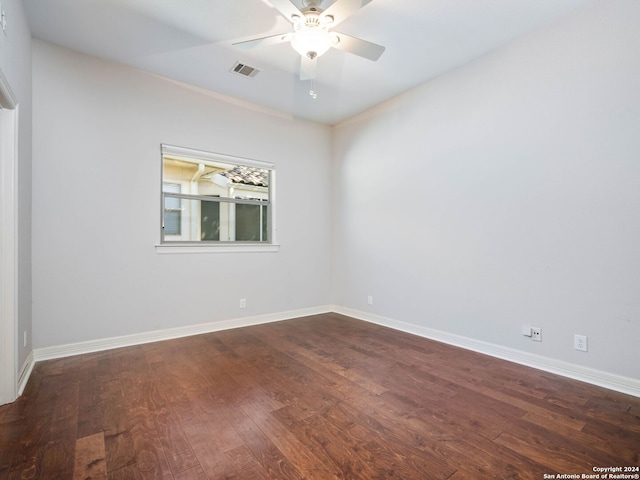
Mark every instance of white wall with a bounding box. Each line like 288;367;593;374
32;41;332;348
0;0;32;370
332;0;640;379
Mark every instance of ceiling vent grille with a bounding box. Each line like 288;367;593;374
230;62;260;78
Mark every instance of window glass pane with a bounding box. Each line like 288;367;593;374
200;199;220;241
162;157;269;200
163;183;181;235
161;198;269;243
164;210;181;235
161;148;272;244
236;204;265;241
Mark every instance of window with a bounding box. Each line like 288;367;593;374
160;145;274;246
162;182;181;236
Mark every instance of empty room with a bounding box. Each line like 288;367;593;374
1;0;639;478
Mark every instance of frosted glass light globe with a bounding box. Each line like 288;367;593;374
291;27;331;59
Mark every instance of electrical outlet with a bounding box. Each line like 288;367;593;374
239;298;246;309
531;327;542;342
574;334;588;352
367;295;373;305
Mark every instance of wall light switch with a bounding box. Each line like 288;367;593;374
522;326;532;337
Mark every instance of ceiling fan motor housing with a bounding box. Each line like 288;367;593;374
291;6;334;59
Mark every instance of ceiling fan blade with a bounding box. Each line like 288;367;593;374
300;55;317;81
320;0;374;27
232;32;292;49
268;0;304;24
331;32;385;61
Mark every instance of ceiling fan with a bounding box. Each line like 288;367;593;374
232;0;385;91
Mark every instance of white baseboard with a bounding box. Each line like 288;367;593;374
23;304;639;399
32;305;332;363
18;351;35;395
332;305;640;398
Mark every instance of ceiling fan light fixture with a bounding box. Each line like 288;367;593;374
291;27;332;59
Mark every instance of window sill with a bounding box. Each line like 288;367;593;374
155;243;280;254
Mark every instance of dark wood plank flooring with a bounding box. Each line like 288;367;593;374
1;313;638;479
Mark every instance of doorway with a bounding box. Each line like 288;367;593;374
0;70;18;405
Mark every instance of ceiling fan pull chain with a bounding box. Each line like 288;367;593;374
309;78;318;99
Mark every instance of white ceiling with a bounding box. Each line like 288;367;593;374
22;0;593;125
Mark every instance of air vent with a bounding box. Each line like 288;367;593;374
230;62;260;78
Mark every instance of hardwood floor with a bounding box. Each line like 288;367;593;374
1;313;639;479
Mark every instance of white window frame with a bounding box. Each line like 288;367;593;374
156;144;278;254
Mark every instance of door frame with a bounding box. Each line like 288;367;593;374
0;68;18;405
